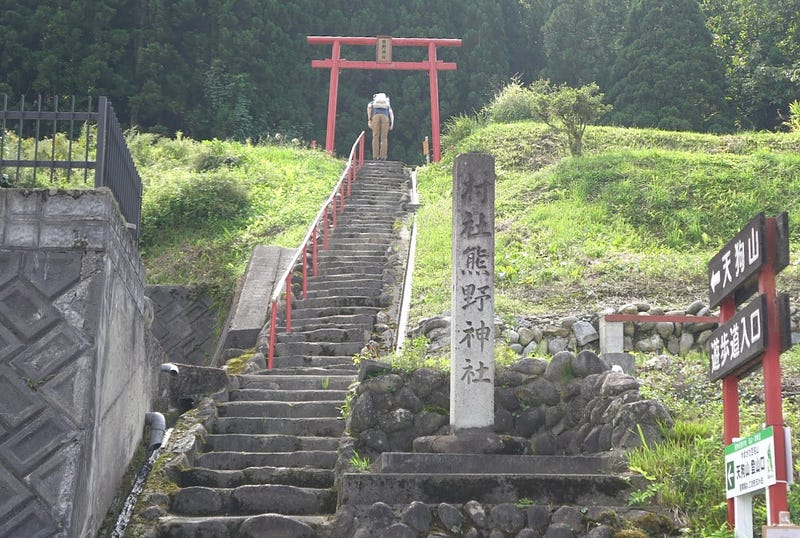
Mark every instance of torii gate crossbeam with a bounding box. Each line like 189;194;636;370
308;36;461;162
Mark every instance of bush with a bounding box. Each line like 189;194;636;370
485;80;538;123
141;172;249;244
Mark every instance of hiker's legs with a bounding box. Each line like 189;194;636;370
370;117;381;159
378;116;390;159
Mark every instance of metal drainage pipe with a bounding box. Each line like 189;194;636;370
145;412;166;450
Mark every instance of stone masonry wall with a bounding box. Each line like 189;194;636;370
0;188;160;537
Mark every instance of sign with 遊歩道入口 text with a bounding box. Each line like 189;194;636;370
709;294;767;381
451;153;495;430
725;426;776;499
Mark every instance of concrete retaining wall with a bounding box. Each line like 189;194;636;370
0;188;160;537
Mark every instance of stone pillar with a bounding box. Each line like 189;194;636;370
450;154;495;430
0;188;157;537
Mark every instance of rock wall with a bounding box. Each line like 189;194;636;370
0;188;162;537
411;300;734;360
346;350;672;460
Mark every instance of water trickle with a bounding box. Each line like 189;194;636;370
111;428;172;537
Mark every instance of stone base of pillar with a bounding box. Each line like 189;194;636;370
413;428;529;455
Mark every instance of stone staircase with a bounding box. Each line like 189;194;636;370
155;160;410;537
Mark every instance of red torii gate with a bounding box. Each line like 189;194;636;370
308;35;461;162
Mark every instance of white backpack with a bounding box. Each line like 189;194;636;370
372;93;390;109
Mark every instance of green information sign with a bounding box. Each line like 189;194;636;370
725;426;777;499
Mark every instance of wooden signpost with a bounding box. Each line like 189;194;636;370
709;212;793;533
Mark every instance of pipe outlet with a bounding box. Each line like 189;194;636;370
145;412;166;450
159;363;179;376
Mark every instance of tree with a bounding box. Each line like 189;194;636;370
702;0;800;130
529;79;611;156
605;0;730;132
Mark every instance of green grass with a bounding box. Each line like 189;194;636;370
413;121;800;321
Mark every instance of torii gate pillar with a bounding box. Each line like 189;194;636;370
309;36;461;162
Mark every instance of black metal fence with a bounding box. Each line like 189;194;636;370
0;95;142;239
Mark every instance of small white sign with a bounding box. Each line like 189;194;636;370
725;426;777;499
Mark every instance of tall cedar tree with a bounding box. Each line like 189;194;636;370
541;0;630;88
605;0;730;132
702;0;800;130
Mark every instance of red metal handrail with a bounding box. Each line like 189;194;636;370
267;131;366;369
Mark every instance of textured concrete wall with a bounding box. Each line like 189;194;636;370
0;188;158;537
146;285;218;366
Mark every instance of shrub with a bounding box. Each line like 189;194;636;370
141;172;249;244
485;79;538;123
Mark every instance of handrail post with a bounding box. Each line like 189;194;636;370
359;133;365;167
285;275;293;332
332;199;338;228
347;165;353;196
339;184;345;213
302;241;309;299
268;303;277;369
312;228;318;276
323;207;329;249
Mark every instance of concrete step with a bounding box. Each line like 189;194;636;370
180;465;335;489
287;305;380;320
170;484;336;516
258;366;358;376
204;433;339;452
374;452;622;475
268;355;357;370
314;254;387;265
213;417;345;436
292;295;386;310
305;285;383;299
229;388;349;402
339;473;632;506
195;450;338;470
157;514;331;538
311;264;387;277
275;326;368;344
236;373;355;390
305;275;384;287
278;312;376;330
217;400;342;419
272;341;364;357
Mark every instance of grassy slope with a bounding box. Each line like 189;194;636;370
129;132;345;306
413;122;800;322
416;121;800;532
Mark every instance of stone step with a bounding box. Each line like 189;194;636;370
157;514;330;538
195;450;338;470
268;355;357;370
326;232;394;242
287;305;380;320
314;254;387;265
170;484;336;516
217;400;343;419
275;326;368;344
236;374;355;390
339;473;632;507
291;296;386;312
180;465;335;489
305;275;384;287
374;452;622;475
305;285;383;299
278;312;376;330
311;264;387;277
258;366;357;377
229;388;349;402
204;433;340;452
213;417;345;436
272;341;365;357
